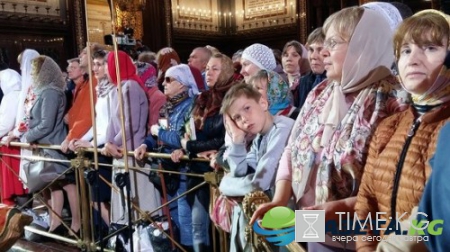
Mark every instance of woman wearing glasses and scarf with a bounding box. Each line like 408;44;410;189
251;6;406;251
134;63;198;250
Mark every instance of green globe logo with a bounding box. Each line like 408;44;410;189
253;206;296;246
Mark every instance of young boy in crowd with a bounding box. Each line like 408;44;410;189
218;83;295;251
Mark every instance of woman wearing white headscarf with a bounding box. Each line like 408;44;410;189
0;64;24;205
0;67;21;138
4;49;39;188
362;2;403;32
251;7;407;251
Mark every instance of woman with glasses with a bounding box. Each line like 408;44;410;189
251;6;406;251
134;63;198;251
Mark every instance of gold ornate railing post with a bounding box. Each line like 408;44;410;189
70;149;95;251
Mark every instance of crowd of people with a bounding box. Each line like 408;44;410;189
0;1;449;252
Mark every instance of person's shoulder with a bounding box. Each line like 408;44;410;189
300;71;313;79
43;87;63;96
4;68;21;77
273;115;295;128
435;121;450;152
439;121;450;135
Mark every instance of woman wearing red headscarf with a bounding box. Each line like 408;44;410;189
101;51;161;225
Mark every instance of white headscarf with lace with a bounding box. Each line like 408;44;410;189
362;2;403;32
32;56;65;95
15;49;39;128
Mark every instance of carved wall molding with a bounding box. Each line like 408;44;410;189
165;0;173;46
299;0;307;43
74;0;86;53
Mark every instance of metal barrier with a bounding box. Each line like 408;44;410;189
0;141;306;252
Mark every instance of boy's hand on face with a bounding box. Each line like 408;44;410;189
225;114;246;144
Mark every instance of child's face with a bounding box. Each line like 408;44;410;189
228;95;268;135
252;78;269;102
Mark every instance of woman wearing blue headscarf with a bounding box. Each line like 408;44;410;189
249;69;299;119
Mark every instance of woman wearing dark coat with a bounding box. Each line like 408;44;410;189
171;53;235;251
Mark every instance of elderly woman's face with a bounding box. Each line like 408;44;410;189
240;59;261;83
398;34;447;95
163;76;185;98
321;26;349;82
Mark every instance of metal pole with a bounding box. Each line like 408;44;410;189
108;0;134;250
81;0;101;248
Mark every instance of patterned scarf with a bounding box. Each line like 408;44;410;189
17;87;37;133
265;70;291;115
192;77;234;130
289;70;407;205
159;91;189;118
96;78;115;98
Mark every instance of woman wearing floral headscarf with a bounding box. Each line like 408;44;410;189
356;11;450;251
251;7;406;251
249;69;299;119
101;50;161;224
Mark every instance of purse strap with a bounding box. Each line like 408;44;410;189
157;162;176;250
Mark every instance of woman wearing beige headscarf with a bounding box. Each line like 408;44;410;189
251;7;406;251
